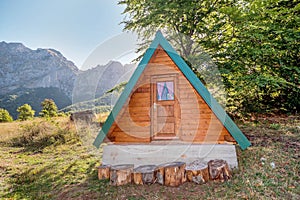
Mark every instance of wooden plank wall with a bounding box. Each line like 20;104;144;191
106;46;236;144
107;83;151;143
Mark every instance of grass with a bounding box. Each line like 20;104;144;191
0;115;299;199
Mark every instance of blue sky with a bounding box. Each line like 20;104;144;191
0;0;137;68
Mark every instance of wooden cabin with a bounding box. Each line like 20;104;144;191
93;31;251;169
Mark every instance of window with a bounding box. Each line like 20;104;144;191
157;81;174;101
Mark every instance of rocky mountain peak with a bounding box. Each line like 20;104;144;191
0;41;137;118
0;42;79;98
0;41;30;54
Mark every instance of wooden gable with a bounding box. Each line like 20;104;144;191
94;31;251;150
106;46;235;144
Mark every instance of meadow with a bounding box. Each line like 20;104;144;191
0;115;299;199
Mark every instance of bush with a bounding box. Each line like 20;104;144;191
39;99;58;118
11;120;79;150
17;104;35;121
0;108;13;122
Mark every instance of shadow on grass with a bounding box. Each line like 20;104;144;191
2;155;103;200
6;126;80;154
3;163;59;200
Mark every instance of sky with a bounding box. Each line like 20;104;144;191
0;0;138;69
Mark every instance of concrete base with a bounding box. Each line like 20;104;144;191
102;144;238;169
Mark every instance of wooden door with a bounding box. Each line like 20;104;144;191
151;75;178;140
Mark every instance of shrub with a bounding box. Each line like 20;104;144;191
0;108;13;122
39;99;58;118
11;120;79;150
17;104;35;121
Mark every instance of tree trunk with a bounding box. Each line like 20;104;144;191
208;159;231;182
185;160;209;184
97;164;111;180
109;164;134;186
159;162;186;187
132;165;157;185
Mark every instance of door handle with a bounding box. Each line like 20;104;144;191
153;103;157;110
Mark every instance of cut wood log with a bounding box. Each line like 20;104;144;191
157;162;186;187
109;164;134;186
97;164;111;180
164;162;186;187
156;164;165;185
208;159;231;182
132;165;157;185
185;160;209;184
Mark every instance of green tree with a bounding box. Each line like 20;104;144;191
219;0;300;114
17;104;35;121
39;99;58;118
0;108;13;122
119;0;233;58
119;0;300;115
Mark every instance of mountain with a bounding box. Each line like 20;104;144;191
73;61;136;103
0;41;136;119
0;41;78;98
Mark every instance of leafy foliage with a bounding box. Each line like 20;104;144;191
219;0;300;115
0;108;13;122
39;99;58;118
17;104;35;121
119;0;300;116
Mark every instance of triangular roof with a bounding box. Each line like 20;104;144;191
93;31;251;150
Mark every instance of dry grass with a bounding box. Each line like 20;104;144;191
0;119;40;142
0;115;299;200
96;112;110;124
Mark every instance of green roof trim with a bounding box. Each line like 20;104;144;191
93;31;251;150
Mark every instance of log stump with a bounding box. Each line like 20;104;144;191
97;164;111;180
109;164;134;186
156;164;166;185
185;160;209;184
208;159;231;182
157;162;186;187
132;165;157;185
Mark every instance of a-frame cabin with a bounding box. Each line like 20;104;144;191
93;31;250;168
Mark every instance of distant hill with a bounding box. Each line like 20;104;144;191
0;41;136;119
72;61;136;103
61;93;115;114
0;87;71;119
